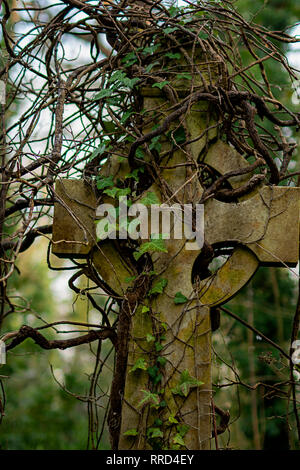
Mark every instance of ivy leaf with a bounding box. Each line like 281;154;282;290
173;434;185;446
157;356;167;367
146;333;155;343
138;390;160;407
142;306;150;313
122;51;138;66
155;342;163;353
136;147;145;160
96;176;114;190
165;52;181;59
130;358;147;373
103;187;131;198
148;278;168;296
94;89;113;100
174;292;188;304
142;44;160;55
89;143;107;161
123;429;138;437
177;424;189;437
125;168;144;182
102;121;117;133
125;275;137;283
170;126;186;145
152;81;170;90
154;418;163;427
176;73;192;80
121;110;134;124
134;239;168;261
117;188;131;197
171;370;204;397
147;427;163;439
109;70;140;89
168;414;179;424
145;62;159;73
147;365;162;384
149;135;162;152
103;187;119;198
198;31;209;40
163;26;178;34
140;191;160;206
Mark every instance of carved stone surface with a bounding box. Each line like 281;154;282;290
52;179;97;258
51;50;300;450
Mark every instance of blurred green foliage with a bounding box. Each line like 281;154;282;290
214;267;298;449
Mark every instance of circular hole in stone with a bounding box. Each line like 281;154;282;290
192;242;237;283
198;163;239;203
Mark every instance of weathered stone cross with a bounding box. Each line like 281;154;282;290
52;51;299;450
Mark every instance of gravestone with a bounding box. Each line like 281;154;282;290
52;48;300;449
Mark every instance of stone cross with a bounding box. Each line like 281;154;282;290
52;51;299;450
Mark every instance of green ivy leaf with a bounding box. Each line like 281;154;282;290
163;26;178;34
102;121;118;133
154;418;163;427
134;238;168;261
89;143;108;161
165;52;181;59
123;429;138;437
147;365;162;384
176;73;192;80
125;275;137;283
96;176;114;190
155;342;164;353
130;358;147;373
149;135;161;152
103;187;119;198
168;414;179;424
142;44;161;55
198;31;209;40
103;187;131;198
139;191;160;206
94;89;113;100
109;71;140;89
168;126;186;145
177;424;189;437
157;356;167;367
173;434;185;446
159;400;167;408
145;62;160;73
152;81;170;90
125;167;144;182
142;305;150;313
117;188;131;197
121;110;134;124
146;333;155;343
169;6;180;17
171;370;204;397
136;147;145;160
121;51;138;66
147;427;163;439
174;292;188;304
148;278;168;296
138;390;160;407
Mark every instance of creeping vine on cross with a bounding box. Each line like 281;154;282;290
52;47;300;450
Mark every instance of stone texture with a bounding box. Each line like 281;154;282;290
51;49;300;450
52;179;97;258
